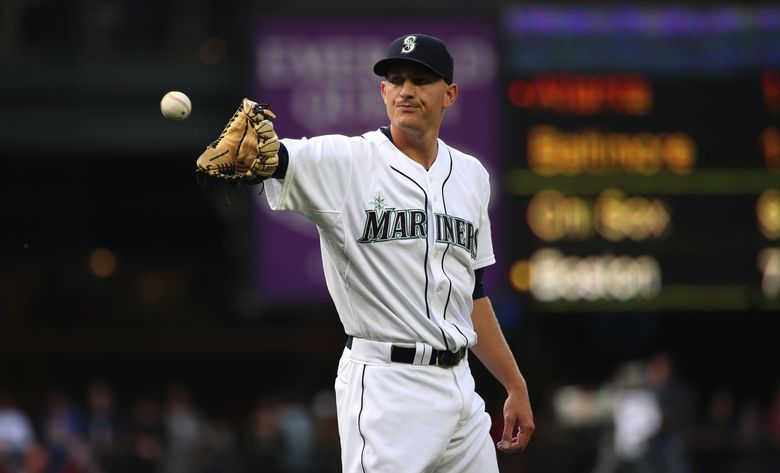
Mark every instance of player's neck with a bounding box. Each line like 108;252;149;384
390;125;439;170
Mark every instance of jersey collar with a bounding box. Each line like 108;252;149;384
371;127;450;177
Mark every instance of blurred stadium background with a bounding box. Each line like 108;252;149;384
1;1;780;472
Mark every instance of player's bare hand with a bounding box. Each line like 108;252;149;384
497;388;535;453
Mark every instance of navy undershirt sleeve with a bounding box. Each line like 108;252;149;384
271;143;289;179
472;268;486;299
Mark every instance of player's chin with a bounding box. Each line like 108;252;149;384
393;113;422;128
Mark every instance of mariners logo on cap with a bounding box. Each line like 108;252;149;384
401;35;417;54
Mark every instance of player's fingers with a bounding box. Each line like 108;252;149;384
513;419;536;451
499;434;524;453
497;420;535;453
497;416;518;452
514;431;530;450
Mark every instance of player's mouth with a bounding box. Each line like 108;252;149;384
395;102;420;112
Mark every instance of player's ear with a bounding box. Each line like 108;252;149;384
381;80;389;104
443;83;458;109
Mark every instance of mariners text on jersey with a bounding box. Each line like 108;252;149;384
357;206;479;259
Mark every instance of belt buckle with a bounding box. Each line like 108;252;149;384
435;351;449;366
434;349;462;367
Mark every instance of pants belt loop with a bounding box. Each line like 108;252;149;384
413;342;431;365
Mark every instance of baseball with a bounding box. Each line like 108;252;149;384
160;91;191;121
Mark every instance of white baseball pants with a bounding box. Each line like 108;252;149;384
334;339;499;473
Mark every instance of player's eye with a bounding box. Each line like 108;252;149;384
387;75;405;85
387;75;436;86
411;76;435;85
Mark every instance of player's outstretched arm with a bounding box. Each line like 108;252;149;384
470;297;535;453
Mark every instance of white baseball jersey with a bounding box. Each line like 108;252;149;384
263;129;495;351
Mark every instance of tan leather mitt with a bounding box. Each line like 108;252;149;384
196;98;280;184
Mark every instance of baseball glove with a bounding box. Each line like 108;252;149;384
196;98;280;184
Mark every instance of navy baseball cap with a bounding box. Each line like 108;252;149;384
373;34;454;84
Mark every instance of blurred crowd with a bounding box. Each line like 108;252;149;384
0;382;341;473
544;353;780;473
2;354;780;473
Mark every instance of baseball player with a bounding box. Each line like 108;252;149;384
197;33;534;472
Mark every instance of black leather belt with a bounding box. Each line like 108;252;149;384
345;336;466;367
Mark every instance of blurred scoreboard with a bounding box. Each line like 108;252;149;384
501;6;780;312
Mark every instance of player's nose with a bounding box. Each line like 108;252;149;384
399;80;416;98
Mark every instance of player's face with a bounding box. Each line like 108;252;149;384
381;63;457;133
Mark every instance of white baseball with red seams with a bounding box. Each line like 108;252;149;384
261;129;500;472
160;91;191;121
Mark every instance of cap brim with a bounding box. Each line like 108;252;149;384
373;57;448;83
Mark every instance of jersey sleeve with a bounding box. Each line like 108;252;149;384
474;171;496;270
263;135;355;227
